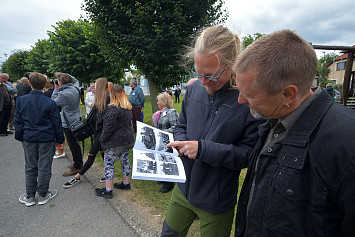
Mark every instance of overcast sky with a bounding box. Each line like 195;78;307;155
1;0;354;64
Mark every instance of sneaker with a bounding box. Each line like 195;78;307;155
99;177;106;183
38;189;57;205
114;182;131;190
63;177;80;188
62;168;81;176
19;194;36;207
95;187;112;199
53;152;66;159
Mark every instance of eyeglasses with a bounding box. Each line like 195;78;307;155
191;64;229;82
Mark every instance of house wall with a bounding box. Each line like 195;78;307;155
328;58;355;85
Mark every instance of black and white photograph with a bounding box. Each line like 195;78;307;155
157;132;173;153
158;154;177;163
136;159;157;174
144;152;156;160
132;122;185;183
140;126;156;150
159;163;179;176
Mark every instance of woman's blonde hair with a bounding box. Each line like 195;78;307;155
19;77;29;85
109;85;132;110
94;78;108;113
157;92;174;109
185;25;241;87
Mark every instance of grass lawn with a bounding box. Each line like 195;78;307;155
79;94;246;236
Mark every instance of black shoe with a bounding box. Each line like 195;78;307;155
6;131;13;134
0;133;8;136
113;182;131;190
160;187;173;193
95;188;112;199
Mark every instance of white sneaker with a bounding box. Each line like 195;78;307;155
53;152;66;159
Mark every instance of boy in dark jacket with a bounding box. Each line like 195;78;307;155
15;72;64;207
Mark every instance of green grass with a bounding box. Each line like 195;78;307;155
79;94;246;236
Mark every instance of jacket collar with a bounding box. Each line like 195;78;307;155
258;90;333;147
30;90;44;95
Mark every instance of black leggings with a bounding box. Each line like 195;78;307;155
79;132;104;175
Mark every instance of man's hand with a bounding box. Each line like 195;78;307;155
168;141;198;159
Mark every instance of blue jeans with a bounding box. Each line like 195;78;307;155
22;141;56;197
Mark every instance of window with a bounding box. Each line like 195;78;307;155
336;62;346;71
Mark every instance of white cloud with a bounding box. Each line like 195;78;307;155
1;0;354;64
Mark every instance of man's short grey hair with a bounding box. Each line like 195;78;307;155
130;79;137;86
0;73;9;78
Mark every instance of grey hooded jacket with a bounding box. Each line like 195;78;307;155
51;83;82;129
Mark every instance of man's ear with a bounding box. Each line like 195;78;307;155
282;85;298;105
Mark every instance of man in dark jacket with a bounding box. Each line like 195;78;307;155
234;30;355;237
174;86;181;103
128;79;145;133
0;73;12;136
160;25;262;237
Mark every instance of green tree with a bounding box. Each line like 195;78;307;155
316;52;338;87
45;19;125;84
26;39;52;77
83;0;228;112
242;33;264;49
1;49;30;80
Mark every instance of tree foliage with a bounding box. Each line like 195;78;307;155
242;33;264;49
1;49;30;80
316;52;338;87
2;19;124;84
45;19;124;84
26;39;52;77
83;0;228;112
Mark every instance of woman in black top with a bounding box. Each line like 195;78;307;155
63;78;109;188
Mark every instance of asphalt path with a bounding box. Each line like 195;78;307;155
0;133;138;237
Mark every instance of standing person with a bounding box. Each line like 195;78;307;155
0;73;12;136
63;78;109;188
43;77;55;98
152;92;179;193
84;82;95;118
51;73;83;176
15;72;64;206
96;85;134;199
128;79;145;133
174;86;181;103
6;77;17;131
233;30;355;237
16;77;32;97
160;25;262;237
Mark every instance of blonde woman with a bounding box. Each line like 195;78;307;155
96;85;134;199
63;78;109;187
16;77;32;97
153;92;179;193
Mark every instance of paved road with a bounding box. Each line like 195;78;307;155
0;133;138;237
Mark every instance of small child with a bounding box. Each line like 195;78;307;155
15;72;64;206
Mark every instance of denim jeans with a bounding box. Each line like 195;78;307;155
22;141;56;197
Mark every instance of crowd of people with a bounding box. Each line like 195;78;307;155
1;24;355;236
